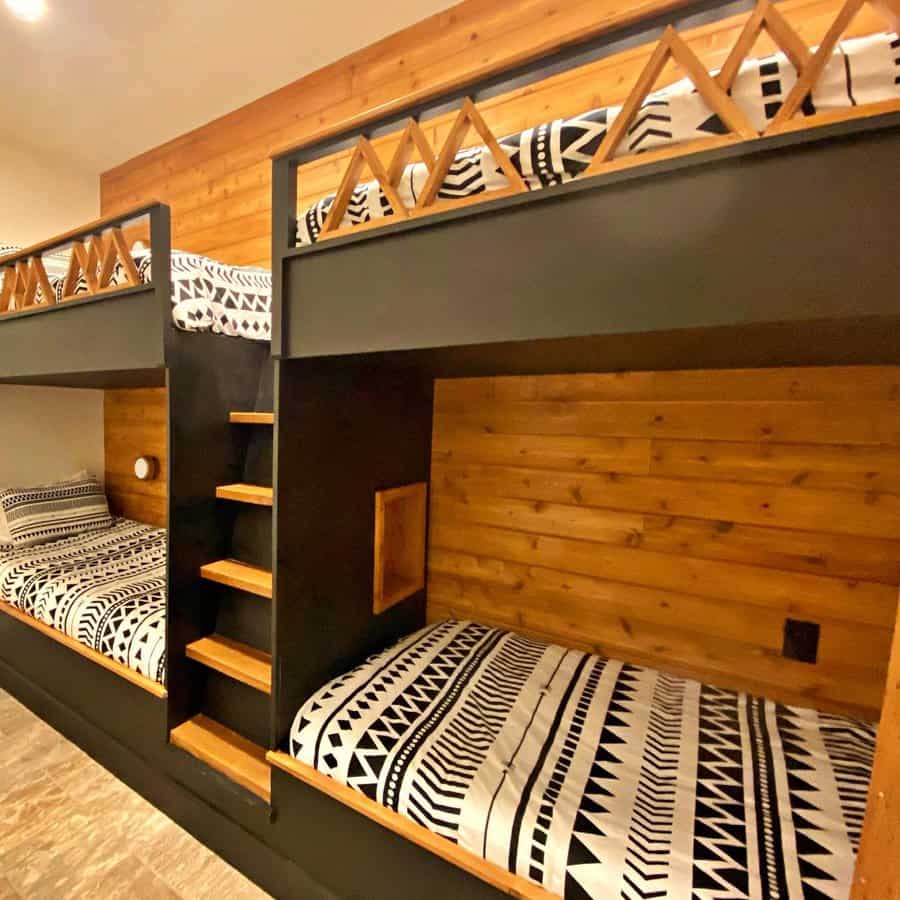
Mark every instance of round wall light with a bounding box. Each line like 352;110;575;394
133;456;159;482
5;0;48;22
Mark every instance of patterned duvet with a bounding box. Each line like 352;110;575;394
289;619;875;899
297;31;900;245
0;519;166;685
1;244;272;342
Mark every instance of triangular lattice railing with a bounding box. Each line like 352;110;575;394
303;0;899;242
0;257;55;312
62;227;141;302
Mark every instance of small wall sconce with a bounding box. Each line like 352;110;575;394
133;456;159;481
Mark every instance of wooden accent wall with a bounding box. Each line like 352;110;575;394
97;0;881;266
104;388;167;528
427;366;900;722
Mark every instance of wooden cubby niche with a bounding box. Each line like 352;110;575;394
373;482;428;614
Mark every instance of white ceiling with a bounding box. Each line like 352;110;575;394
1;0;452;176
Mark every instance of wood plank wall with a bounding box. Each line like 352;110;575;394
97;0;882;266
104;388;167;528
427;366;900;722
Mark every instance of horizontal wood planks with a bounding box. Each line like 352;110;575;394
97;0;879;266
427;366;900;721
104;388;167;528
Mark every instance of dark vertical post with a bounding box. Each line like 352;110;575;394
270;156;298;360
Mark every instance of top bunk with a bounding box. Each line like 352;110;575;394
271;0;900;366
0;203;272;387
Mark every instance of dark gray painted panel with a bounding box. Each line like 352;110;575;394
0;289;165;380
284;128;900;359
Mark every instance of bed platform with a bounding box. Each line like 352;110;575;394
263;0;900;897
273;618;876;899
271;0;900;363
0;518;167;695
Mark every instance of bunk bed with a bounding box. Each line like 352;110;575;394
264;0;900;898
0;204;278;851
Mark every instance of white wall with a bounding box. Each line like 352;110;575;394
0;141;103;487
0;386;105;487
0;138;98;246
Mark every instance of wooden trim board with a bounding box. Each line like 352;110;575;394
216;483;274;507
267;751;560;900
171;714;271;802
229;412;275;425
0;599;167;698
200;559;273;598
185;635;272;694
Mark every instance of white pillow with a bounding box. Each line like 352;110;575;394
0;470;90;546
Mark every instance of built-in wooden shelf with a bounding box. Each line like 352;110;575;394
0;600;167;698
185;635;272;694
200;559;272;598
172;715;271;802
267;751;553;898
373;482;427;615
229;411;274;425
215;483;273;507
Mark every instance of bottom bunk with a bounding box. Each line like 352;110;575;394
272;619;875;900
0;517;167;695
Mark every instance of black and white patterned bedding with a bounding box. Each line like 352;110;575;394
297;31;900;244
1;244;272;342
0;519;166;685
289;619;875;899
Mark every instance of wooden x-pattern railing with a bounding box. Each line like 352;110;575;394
313;0;900;242
1;225;142;315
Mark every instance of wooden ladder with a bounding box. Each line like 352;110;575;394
170;408;275;803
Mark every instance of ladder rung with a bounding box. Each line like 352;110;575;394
229;411;274;425
216;483;273;507
201;560;272;598
170;714;270;802
185;635;271;694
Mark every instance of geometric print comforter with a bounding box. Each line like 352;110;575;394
0;519;166;685
289;620;875;899
297;31;900;245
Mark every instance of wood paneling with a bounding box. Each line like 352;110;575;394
104;388;167;527
98;0;882;266
427;366;900;721
852;589;900;899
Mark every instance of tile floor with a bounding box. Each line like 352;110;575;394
0;688;271;899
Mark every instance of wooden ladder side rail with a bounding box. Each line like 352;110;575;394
0;600;167;698
268;751;561;900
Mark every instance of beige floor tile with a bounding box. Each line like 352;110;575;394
0;688;272;900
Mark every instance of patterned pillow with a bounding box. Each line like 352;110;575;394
0;475;113;547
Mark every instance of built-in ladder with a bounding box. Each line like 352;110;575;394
170;407;275;801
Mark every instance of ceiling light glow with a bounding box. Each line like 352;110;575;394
5;0;47;22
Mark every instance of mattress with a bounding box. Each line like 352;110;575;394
0;519;166;685
289;619;875;899
297;31;900;244
1;244;272;342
